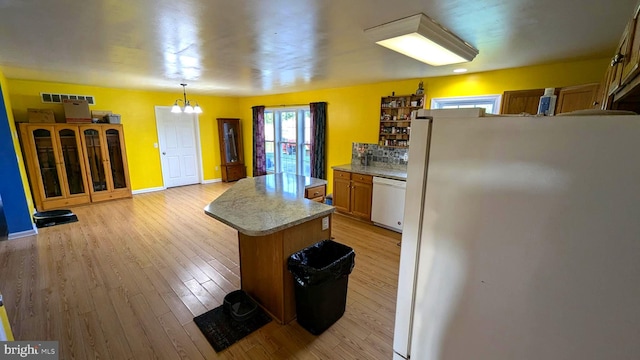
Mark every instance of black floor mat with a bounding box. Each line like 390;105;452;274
193;304;272;352
33;210;78;228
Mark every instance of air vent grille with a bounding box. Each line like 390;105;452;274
40;93;95;105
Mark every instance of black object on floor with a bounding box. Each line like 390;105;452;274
223;290;258;322
33;209;78;228
194;293;271;352
288;239;355;335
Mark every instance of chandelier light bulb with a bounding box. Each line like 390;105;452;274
171;83;202;113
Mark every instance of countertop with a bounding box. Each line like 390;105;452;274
204;173;334;236
332;164;407;181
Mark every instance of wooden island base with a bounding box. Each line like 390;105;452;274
238;215;332;324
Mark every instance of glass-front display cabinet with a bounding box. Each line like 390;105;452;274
19;124;91;210
217;118;247;182
79;125;131;202
19;123;131;211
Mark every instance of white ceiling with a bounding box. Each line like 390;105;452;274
0;0;636;96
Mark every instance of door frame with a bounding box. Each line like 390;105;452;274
154;106;204;188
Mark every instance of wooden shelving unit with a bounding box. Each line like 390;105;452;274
378;94;424;148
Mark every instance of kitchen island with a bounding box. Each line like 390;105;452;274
204;173;334;324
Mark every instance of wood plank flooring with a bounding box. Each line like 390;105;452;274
0;183;402;359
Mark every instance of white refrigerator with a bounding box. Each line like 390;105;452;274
393;109;640;360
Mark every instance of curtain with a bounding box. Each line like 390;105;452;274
309;102;327;179
252;105;267;177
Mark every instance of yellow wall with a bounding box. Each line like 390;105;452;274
0;70;35;217
7;79;240;190
5;57;608;197
238;57;608;193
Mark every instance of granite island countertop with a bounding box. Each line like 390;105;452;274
332;164;407;181
204;173;334;236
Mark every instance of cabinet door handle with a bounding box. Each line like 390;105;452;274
611;53;625;66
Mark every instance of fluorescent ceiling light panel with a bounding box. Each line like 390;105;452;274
365;13;478;66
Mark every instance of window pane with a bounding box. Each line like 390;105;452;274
281;111;297;175
303;111;311;176
265;141;275;173
265;106;312;176
265;112;274;141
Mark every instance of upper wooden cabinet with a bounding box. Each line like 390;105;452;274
621;5;640;87
556;83;601;114
500;89;545;115
217;118;246;182
604;2;640;111
607;21;634;97
19;123;131;211
501;85;601;115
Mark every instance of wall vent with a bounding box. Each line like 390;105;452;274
40;93;95;105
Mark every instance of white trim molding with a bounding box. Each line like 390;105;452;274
132;186;166;195
202;178;222;184
431;94;502;114
8;223;38;240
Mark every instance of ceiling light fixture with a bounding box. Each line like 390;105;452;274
171;83;202;114
453;68;468;73
365;13;478;66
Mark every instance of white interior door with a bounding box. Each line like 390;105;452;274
155;107;201;188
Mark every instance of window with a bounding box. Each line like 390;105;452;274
264;106;311;176
431;95;502;114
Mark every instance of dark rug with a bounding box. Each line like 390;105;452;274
193;305;272;352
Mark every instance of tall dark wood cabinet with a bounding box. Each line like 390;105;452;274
217;118;246;182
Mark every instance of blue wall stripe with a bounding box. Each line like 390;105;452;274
0;84;33;233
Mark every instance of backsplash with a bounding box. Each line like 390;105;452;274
352;142;408;170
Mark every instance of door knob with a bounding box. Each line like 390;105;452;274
162;152;166;155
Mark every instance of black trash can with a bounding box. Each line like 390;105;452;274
287;239;355;335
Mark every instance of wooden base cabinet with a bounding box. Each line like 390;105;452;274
333;170;373;221
20;123;131;211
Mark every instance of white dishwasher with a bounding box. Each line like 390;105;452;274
371;176;406;233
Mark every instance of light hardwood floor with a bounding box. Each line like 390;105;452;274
0;183;401;359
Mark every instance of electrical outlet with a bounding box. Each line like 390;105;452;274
322;216;329;230
215;166;219;170
153;142;158;148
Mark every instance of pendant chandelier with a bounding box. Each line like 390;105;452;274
171;83;202;114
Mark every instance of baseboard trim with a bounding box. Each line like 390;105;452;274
8;224;38;240
202;178;222;184
132;186;166;195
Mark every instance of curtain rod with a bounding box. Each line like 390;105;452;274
256;102;327;108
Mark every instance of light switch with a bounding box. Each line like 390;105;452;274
322;216;329;230
153;142;158;148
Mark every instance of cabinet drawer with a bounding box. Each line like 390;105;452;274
334;170;351;180
351;173;373;184
305;185;326;199
224;165;246;181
